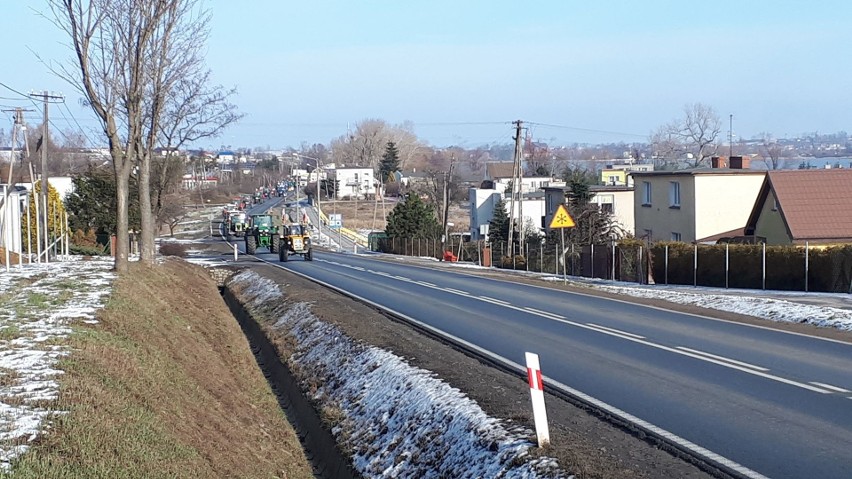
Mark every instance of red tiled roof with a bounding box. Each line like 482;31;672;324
769;169;852;241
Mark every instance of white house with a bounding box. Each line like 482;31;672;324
330;167;376;200
542;185;635;236
0;185;28;254
469;188;546;241
469;189;502;240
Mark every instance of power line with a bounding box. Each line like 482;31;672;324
60;101;97;147
526;121;647;139
0;81;29;99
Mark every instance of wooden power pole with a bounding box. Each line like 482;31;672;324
30;91;64;263
507;120;523;256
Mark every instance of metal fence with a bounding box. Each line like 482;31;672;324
371;238;852;293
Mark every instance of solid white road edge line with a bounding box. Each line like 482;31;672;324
676;347;770;372
258;256;770;479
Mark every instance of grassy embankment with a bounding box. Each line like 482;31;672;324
6;259;312;478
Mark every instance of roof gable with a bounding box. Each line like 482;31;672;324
749;169;852;241
485;162;515;179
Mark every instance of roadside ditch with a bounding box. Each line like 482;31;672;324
211;263;715;479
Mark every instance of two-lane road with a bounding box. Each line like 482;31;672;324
235;242;852;479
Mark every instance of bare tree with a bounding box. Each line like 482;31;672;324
651;103;721;168
330;119;423;171
156;193;188;236
48;0;170;272
758;133;785;170
51;0;236;268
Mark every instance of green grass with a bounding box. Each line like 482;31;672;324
25;293;50;309
0;325;21;341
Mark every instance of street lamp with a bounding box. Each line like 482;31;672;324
292;153;322;227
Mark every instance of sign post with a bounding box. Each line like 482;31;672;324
328;214;343;252
525;352;550;447
233;243;238;261
549;204;575;285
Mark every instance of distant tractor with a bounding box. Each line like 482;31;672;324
228;211;248;237
279;224;313;262
245;214;279;254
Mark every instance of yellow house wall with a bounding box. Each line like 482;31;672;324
754;190;793;244
694;174;765;241
633;175;695;242
601;170;628;186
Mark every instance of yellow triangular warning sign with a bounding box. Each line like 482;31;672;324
549;204;575;229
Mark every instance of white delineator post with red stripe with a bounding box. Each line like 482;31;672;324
525;352;550;447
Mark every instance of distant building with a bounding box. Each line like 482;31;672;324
330;167;376;200
600;163;654;187
542;185;635;235
0;184;28;254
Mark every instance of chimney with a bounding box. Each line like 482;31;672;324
729;156;750;169
711;156;728;168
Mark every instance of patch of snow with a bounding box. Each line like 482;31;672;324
229;270;567;478
0;257;115;470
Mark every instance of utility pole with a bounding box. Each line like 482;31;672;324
440;155;456;256
30;91;64;263
507;120;523;256
729;114;734;158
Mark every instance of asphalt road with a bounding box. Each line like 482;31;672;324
235;246;852;479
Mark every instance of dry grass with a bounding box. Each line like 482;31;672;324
321;199;470;232
5;259;313;478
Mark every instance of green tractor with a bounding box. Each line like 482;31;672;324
245;214;279;254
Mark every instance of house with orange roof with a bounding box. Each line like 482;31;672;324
744;169;852;245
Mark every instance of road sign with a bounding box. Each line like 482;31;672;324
549;204;575;229
328;213;342;229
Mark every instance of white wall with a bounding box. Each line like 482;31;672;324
469;188;502;240
330;168;376;199
0;186;24;253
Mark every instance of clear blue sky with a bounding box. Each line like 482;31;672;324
2;1;850;149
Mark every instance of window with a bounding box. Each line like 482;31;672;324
671;232;682;241
772;196;778;211
669;181;681;208
600;203;613;214
642;181;652;206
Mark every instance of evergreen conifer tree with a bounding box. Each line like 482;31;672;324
488;197;510;244
380;141;401;182
385;193;440;239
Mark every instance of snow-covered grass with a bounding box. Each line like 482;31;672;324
0;257;115;470
229;270;567;479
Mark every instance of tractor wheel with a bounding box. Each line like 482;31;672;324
271;234;280;253
280;246;289;262
305;248;313;261
246;235;257;255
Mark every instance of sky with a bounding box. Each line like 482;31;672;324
2;1;851;150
